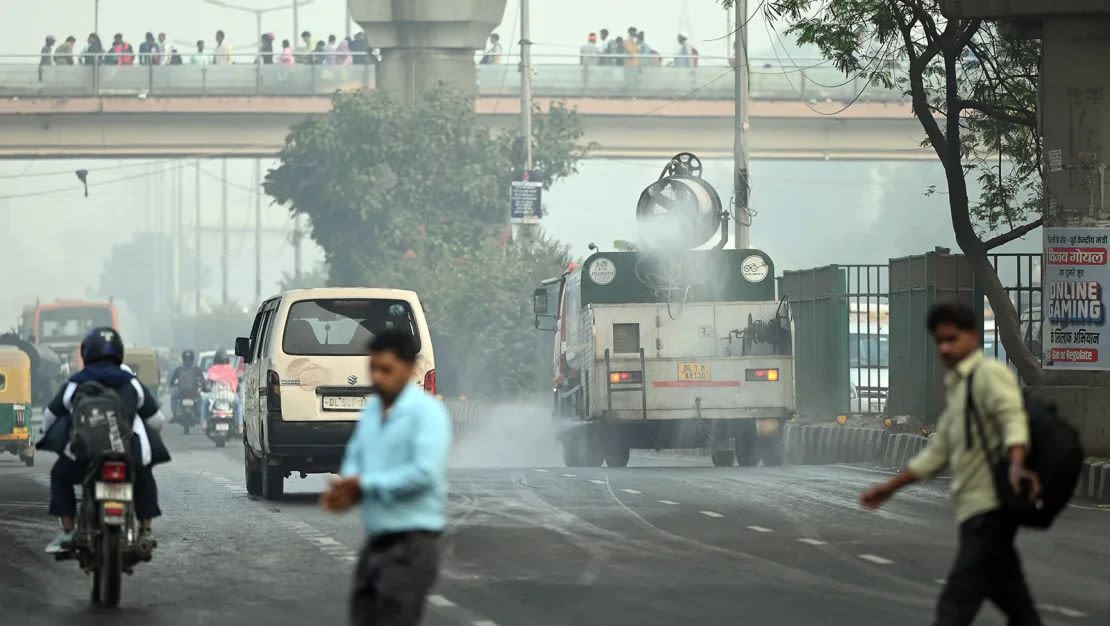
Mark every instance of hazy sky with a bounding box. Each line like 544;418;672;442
0;1;1039;342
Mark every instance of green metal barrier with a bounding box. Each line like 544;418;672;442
780;266;850;418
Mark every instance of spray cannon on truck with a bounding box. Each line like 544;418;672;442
533;153;796;468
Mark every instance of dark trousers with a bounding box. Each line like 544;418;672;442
351;531;440;626
49;455;161;521
936;510;1041;626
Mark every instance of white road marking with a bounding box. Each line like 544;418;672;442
534;469;549;473
934;578;947;585
796;538;827;546
589;479;607;485
657;500;679;505
1039;604;1088;619
313;537;342;546
620;489;642;495
560;473;576;477
699;511;724;518
858;554;894;565
746;525;773;533
1068;502;1110;512
473;621;500;626
428;595;456;608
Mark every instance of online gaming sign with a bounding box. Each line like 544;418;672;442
1044;228;1109;369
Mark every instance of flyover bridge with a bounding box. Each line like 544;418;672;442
0;54;927;160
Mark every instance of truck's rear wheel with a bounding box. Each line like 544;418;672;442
734;423;759;467
563;433;603;467
604;440;630;468
759;431;785;466
711;450;736;467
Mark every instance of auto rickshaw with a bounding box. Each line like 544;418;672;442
0;346;34;466
124;347;162;401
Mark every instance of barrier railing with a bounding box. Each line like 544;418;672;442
1;52;906;103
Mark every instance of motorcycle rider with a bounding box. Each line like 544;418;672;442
203;349;241;429
37;327;170;553
168;349;204;423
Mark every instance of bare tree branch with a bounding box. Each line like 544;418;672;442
956;99;1037;127
983;218;1044;250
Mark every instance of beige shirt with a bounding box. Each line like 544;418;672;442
906;350;1030;522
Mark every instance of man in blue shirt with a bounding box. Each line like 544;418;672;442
322;330;451;626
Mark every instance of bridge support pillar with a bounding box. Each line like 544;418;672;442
349;0;507;101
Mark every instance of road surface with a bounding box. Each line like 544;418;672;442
1;426;1106;626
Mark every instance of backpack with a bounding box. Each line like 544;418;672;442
1019;393;1084;527
69;380;132;462
967;374;1083;529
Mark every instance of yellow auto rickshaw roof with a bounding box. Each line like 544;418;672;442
0;346;31;368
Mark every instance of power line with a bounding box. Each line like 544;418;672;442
0;158;172;180
0;167;172;201
702;0;768;42
633;68;734;117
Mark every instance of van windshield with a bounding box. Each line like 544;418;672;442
282;299;421;356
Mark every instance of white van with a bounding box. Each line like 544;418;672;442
234;288;435;500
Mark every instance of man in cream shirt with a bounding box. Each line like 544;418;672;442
861;302;1041;626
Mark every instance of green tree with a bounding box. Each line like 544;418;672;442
263;88;586;395
737;0;1043;382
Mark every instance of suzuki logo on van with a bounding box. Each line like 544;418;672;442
347;375;358;386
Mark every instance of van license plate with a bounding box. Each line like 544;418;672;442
95;482;133;502
678;362;711;382
323;396;368;411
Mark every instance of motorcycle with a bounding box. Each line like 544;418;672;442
205;383;239;448
56;447;154;606
176;389;200;435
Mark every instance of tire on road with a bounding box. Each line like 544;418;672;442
734;421;758;466
93;526;123;607
711;450;736;467
260;452;284;500
759;430;785;466
244;446;263;496
604;438;630;468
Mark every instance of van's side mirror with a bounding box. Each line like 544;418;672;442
533;288;549;315
234;336;252;363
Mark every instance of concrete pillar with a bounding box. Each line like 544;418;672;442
349;0;508;101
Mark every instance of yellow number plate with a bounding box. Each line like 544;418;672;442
678;362;711;382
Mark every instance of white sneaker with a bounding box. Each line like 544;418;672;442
45;530;74;554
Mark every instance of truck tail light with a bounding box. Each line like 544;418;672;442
266;370;282;413
609;371;643;384
745;368;780;382
101;461;127;482
423;369;437;395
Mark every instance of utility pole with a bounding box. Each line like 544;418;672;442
194;160;202;316
95;0;100;34
173;162;182;309
293;0;300;46
344;0;351;39
520;0;533;174
221;159;229;306
292;215;303;281
254;159;262;303
733;0;751;249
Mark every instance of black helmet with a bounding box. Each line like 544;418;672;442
182;349;195;364
80;327;124;366
213;349;229;365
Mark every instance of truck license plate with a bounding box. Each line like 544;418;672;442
678;362;711;382
95;482;133;502
323;396;367;411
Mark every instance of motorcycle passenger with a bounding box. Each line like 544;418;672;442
37;327;170;553
168;349;204;422
203;349;241;428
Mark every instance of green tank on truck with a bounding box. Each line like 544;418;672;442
534;248;796;468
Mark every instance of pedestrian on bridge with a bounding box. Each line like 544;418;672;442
40;36;56;66
580;32;601;66
322;330;451;626
54;36;76;65
213;30;231;64
190;40;210;66
82;33;103;66
861;302;1042;626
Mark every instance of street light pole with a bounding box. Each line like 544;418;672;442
95;0;100;34
733;0;751;249
520;0;533;174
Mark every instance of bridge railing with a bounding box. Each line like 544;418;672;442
0;52;906;103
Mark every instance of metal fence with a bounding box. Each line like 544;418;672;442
981;253;1043;367
844;265;889;415
0;52;907;102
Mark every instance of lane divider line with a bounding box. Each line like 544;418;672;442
699;511;724;518
620;489;642;495
858;554;894;565
796;538;827;546
473;621;500;626
534;469;548;473
560;474;576;478
746;525;773;533
1039;603;1088;619
589;480;607;485
657;500;679;505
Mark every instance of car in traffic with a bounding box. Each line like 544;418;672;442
235;288;435;500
